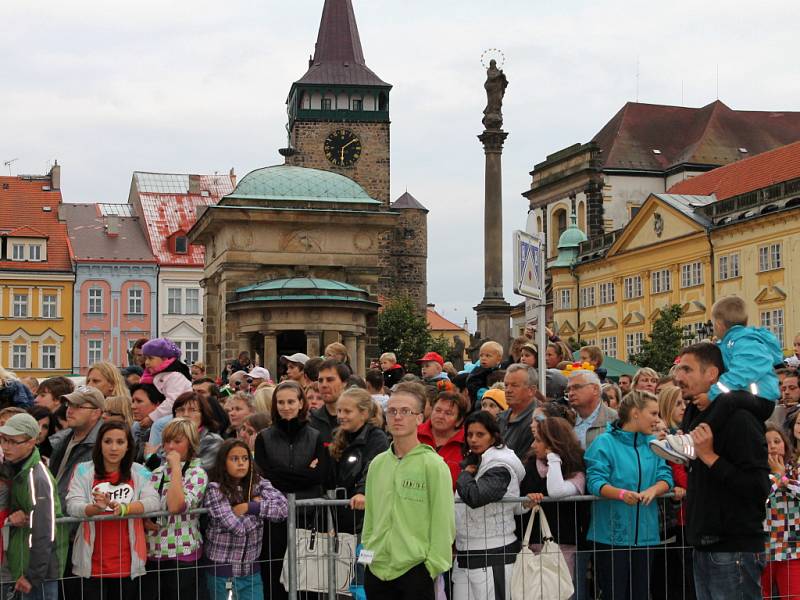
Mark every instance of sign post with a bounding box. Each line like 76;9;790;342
513;229;547;393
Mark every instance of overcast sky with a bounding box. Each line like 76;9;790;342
4;0;799;331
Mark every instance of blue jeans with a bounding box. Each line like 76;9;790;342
206;573;263;600
693;550;765;600
148;414;173;446
1;580;57;600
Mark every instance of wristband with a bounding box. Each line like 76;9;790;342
618;489;627;500
118;503;128;517
781;476;789;485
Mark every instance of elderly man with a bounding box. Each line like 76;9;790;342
567;369;617;450
498;364;538;459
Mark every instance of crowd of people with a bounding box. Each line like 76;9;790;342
0;293;796;600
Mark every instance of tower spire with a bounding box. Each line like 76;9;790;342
312;0;365;66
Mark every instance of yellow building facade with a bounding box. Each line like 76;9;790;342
550;192;800;362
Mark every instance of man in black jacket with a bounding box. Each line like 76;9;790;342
309;359;350;444
675;343;769;600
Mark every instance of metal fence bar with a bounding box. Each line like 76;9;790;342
287;492;298;600
326;493;337;600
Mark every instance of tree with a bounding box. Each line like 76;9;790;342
377;296;452;375
630;304;684;374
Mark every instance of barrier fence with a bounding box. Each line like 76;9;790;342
5;492;719;600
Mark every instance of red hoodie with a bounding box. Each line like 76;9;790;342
417;420;465;490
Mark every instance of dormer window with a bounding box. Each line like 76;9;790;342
29;244;42;261
11;244;24;261
175;236;188;254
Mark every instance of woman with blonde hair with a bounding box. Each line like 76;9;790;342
253;382;275;414
324;341;352;370
633;367;660;394
103;395;134;426
86;361;130;398
657;386;685;432
0;364;35;408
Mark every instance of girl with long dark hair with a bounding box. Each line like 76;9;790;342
65;422;159;600
203;438;288;600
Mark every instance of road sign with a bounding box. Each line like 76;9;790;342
513;230;544;300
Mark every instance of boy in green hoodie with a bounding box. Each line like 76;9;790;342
361;382;455;600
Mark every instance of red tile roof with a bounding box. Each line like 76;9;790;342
427;308;465;332
593;100;800;171
133;173;234;267
667;140;800;200
0;176;72;272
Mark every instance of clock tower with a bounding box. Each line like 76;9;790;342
283;0;391;205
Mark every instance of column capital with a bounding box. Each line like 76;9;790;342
478;130;508;152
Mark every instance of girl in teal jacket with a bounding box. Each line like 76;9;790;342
585;390;673;600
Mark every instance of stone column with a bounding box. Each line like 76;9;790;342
356;335;367;377
237;332;251;356
343;334;357;371
263;332;277;383
306;330;323;359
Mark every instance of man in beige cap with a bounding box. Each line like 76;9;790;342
0;413;68;599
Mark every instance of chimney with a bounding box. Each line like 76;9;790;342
104;215;120;237
229;167;237;188
188;174;201;195
50;160;61;190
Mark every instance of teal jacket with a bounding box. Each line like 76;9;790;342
709;325;782;402
8;448;69;585
585;423;673;547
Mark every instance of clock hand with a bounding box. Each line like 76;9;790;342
342;139;357;149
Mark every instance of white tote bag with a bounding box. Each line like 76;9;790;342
511;505;574;600
280;522;357;595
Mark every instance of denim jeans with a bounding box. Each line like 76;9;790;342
693;550;765;600
1;580;58;600
206;573;263;600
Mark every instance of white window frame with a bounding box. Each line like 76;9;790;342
558;289;572;310
28;244;42;261
41;344;57;370
11;244;25;261
718;253;741;281
167;288;183;315
623;276;642;300
41;293;57;319
128;288;143;315
601;336;617;358
625;332;644;358
12;293;28;318
758;243;783;272
185;288;200;315
651;269;671;294
87;340;103;365
11;344;28;370
88;287;103;314
760;309;785;348
599;282;615;305
680;262;703;288
579;286;596;309
183;341;200;365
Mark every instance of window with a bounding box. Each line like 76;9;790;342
128;288;143;314
174;236;188;254
599;282;615;305
680;262;703;288
558;289;572;310
625;332;645;358
623;276;642;300
88;340;103;365
601;336;617;358
12;294;28;318
759;243;783;271
579;286;595;308
351;99;363;111
167;288;183;314
11;345;27;370
651;269;671;294
761;309;785;348
183;341;200;365
718;253;740;280
11;244;24;261
185;288;200;314
321;98;332;110
41;345;56;369
629;206;641;219
88;287;103;314
28;245;41;261
42;294;57;318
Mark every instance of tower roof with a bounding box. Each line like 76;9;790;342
391;191;428;212
295;0;390;87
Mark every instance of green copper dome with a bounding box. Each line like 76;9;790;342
226;165;379;204
557;214;588;249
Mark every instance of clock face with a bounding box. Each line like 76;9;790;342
324;129;362;167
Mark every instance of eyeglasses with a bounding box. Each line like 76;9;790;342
566;383;592;393
68;403;98;410
103;411;123;418
0;436;31;446
386;408;421;418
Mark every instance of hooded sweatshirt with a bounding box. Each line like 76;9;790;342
361;443;455;581
709;324;783;402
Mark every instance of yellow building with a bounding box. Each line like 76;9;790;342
549;141;800;361
0;166;74;377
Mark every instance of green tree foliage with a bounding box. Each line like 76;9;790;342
377;296;452;375
630;304;684;374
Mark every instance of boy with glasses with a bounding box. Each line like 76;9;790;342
361;382;455;600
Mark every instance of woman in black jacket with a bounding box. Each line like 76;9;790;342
254;380;327;600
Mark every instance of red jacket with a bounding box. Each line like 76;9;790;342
670;462;688;526
417;420;465;489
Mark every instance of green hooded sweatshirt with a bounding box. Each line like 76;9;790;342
361;442;455;581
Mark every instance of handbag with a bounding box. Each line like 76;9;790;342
280;508;357;595
511;505;574;600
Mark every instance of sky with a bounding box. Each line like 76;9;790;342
3;0;800;331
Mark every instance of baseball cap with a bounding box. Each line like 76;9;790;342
61;386;105;409
0;413;41;440
281;353;310;366
416;352;444;366
247;366;271;380
482;389;508;411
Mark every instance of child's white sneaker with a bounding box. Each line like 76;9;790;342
649;433;695;464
